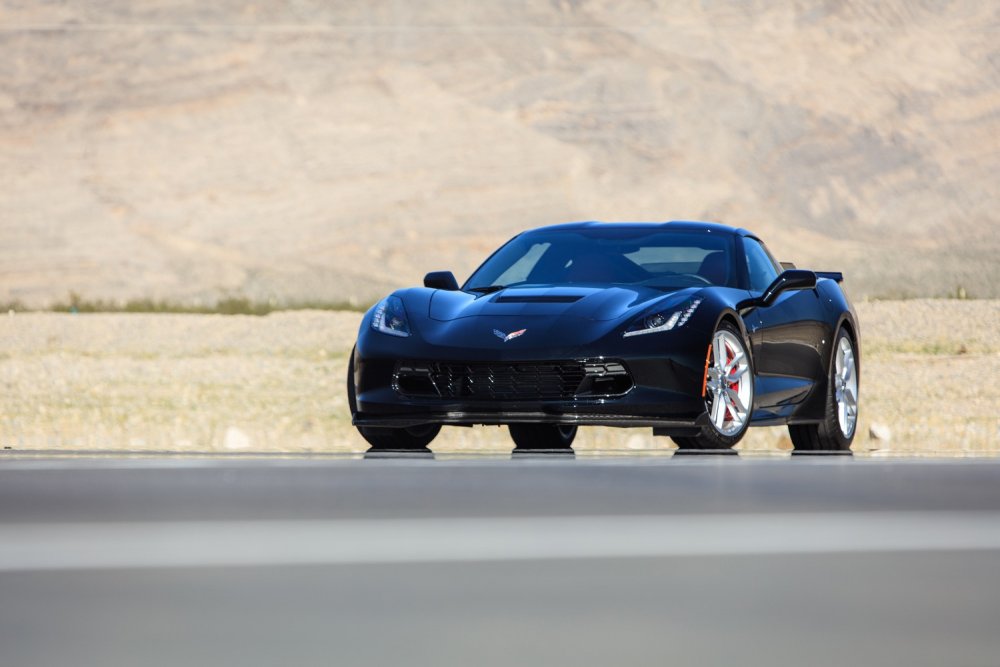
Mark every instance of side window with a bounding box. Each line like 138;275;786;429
744;238;780;292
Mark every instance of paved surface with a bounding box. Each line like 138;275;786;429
1;454;999;666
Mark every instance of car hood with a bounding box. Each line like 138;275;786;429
428;285;695;322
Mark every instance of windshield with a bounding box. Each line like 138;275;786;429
465;227;737;291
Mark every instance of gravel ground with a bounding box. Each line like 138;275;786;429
1;300;997;454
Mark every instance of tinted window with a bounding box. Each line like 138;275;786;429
465;228;737;290
744;238;780;292
493;242;551;286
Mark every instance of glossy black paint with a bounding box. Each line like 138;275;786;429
423;271;459;291
351;221;859;434
759;270;818;307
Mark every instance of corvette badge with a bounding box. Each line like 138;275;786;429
493;328;527;342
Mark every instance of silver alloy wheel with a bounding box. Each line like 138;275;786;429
705;329;753;437
834;336;859;437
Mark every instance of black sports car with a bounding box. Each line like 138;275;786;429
348;221;860;453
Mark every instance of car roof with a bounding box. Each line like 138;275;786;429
528;220;758;238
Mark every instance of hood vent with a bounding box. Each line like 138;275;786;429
494;295;583;304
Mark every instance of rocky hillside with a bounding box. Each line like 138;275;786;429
2;0;998;305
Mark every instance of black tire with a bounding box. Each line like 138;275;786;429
347;348;441;451
674;320;753;451
671;435;710;450
508;424;578;450
671;431;742;450
788;328;858;452
357;423;442;451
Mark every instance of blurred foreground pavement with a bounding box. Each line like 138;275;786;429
0;455;999;666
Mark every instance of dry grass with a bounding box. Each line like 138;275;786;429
1;300;997;454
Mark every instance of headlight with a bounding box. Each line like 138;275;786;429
623;298;702;338
371;295;411;337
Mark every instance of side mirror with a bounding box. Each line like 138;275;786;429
760;269;817;306
423;271;459;291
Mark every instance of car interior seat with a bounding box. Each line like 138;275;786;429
696;252;729;285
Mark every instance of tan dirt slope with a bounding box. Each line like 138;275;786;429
1;1;999;306
1;300;997;454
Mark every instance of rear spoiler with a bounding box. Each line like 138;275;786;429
781;262;843;282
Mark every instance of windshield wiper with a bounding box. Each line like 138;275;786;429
467;285;506;294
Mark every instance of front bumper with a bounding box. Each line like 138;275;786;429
352;332;712;433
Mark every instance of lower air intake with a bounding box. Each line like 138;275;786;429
395;360;632;401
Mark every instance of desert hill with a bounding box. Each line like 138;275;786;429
1;0;998;305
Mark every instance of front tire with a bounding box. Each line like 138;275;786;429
347;348;441;451
356;424;441;451
508;424;577;450
673;320;754;451
788;328;858;452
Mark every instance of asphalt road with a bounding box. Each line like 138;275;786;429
1;453;999;667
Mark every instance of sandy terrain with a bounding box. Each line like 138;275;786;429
1;300;996;454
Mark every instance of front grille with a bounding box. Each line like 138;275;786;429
395;360;632;401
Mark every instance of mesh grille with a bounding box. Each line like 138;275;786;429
395;360;631;401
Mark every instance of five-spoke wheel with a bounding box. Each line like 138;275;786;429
788;328;859;452
834;335;859;439
673;320;754;450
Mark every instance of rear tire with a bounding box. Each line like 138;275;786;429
508;424;577;450
347;348;441;451
674;320;754;451
788;328;858;452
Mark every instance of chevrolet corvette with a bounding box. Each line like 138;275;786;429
347;221;860;452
